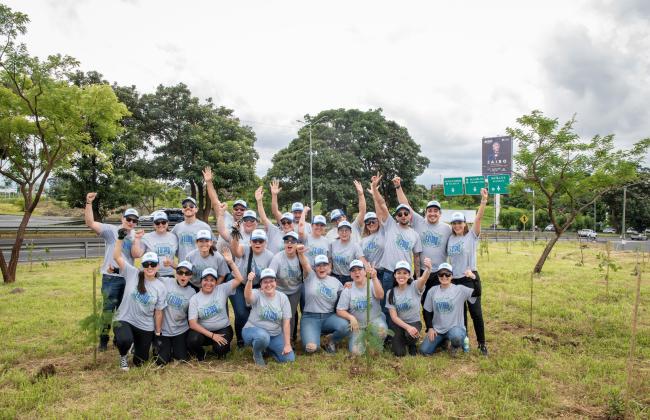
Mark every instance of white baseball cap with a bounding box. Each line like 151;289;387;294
196;229;212;241
182;197;197;206
201;267;219;279
152;211;168;221
394;204;410;214
124;208;139;217
330;209;344;222
426;200;442;210
177;260;193;272
337;220;353;230
349;259;364;270
312;215;327;225
280;212;293;222
364;211;378;222
141;252;158;264
314;254;329;265
450;212;465;223
260;268;277;280
251;229;267;241
394;260;411;273
233;199;248;209
437;262;453;273
242;210;258;220
291;202;304;212
283;231;299;241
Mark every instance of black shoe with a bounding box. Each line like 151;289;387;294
98;335;109;352
383;336;392;349
408;344;417;356
237;340;245;349
478;343;489;356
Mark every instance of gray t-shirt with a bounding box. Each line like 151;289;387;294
326;219;362;244
337;282;383;328
187;281;236;331
141;231;178;277
216;224;252;252
160;276;196;336
185;249;230;288
303;234;331;266
269;251;302;295
361;226;386;267
303;271;343;313
99;224;134;276
329;240;364;276
423;284;475;334
236;245;274;285
378;217;422;271
411;212;452;270
447;230;479;278
244;289;292;336
115;263;167;331
385;282;424;324
266;223;286;254
171;219;212;262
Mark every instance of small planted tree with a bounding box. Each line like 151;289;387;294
508;110;649;273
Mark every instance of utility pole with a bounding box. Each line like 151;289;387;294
622;186;627;240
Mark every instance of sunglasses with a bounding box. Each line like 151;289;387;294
176;269;192;276
438;272;452;278
233;207;246;212
251;239;266;244
280;220;292;225
183;203;196;209
365;219;378;225
284;238;298;244
242;217;256;222
396;212;410;217
142;261;158;268
154;220;168;225
126;217;138;224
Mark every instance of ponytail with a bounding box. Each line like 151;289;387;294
387;288;394;306
137;270;158;294
208;243;217;256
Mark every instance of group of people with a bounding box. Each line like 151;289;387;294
85;169;489;370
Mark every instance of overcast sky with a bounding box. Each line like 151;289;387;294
6;0;650;186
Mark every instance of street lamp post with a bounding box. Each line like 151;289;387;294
525;188;535;241
297;116;326;212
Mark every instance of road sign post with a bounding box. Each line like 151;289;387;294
488;174;511;194
465;176;485;195
443;177;464;196
520;214;529;233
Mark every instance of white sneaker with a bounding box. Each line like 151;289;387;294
120;355;129;371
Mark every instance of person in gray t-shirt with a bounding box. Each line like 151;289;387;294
297;211;331;267
329;221;366;283
132;211;178;277
361;212;386;268
187;249;243;361
446;188;489;356
154;262;196;365
242;268;295;366
84;192;138;351
385;258;432;357
184;231;229;289
171;196;212;262
336;260;387;355
420;262;479;356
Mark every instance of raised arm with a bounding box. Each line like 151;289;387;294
297;206;309;241
474;188;488;236
203;167;222;214
229;230;245;258
368;265;384;300
370;174;389;223
270;180;283;224
131;229;145;258
84;192;103;234
215;202;232;242
415;257;432;292
222;248;244;290
255;186;272;228
392;176;411;207
244;272;256;305
296;244;312;276
112;229;129;273
351;180;367;227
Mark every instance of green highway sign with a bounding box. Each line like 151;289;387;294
465;176;485;195
487;174;510;194
443;177;464;196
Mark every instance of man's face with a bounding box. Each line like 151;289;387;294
425;207;441;224
233;205;246;219
492;142;500;154
182;201;198;218
292;210;302;222
395;209;410;226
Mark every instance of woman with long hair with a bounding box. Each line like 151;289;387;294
184;229;229;291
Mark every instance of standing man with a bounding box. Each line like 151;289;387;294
393;176;452;304
325;180;367;244
84;192;139;351
370;175;422;333
172;196;212;262
269;179;311;235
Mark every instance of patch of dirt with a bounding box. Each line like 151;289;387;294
9;287;25;294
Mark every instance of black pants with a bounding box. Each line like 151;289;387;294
420;269;441;306
155;331;189;365
186;326;234;360
114;321;153;366
392;321;421;357
452;272;485;345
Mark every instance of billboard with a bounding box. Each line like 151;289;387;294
482;136;512;176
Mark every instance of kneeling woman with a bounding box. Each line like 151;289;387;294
113;230;167;371
420;262;480;356
242;268;295;366
154;260;197;365
386;258;432;357
297;249;349;353
336;260;386;355
187;248;243;360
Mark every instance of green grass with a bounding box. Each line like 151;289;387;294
0;242;648;418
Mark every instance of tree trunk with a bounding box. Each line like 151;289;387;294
2;209;33;283
533;232;561;274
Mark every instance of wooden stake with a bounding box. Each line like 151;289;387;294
624;253;642;418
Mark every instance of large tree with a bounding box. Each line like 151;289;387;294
508;110;649;273
0;4;129;282
266;108;429;213
140;84;258;220
601;167;650;233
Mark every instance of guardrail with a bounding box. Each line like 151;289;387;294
0;239;105;259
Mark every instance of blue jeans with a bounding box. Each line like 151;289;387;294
300;312;350;352
419;326;466;355
101;274;126;337
380;270;395;330
228;283;250;345
242;327;295;363
349;316;388;355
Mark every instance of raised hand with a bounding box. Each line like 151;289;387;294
217;202;227;215
221;247;233;264
370;172;383;188
202;167;213;183
270;179;282;195
134;229;145;239
480;188;488;201
255;186;264;201
392;176;401;188
464;268;476;280
247;272;256;283
86;192;97;202
353;180;363;194
423;257;432;271
295;244;305;254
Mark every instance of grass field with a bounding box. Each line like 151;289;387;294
0;241;648;419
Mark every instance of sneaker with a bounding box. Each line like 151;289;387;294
237;340;245;349
408;344;417;356
253;352;266;367
98;335;109;352
128;343;135;355
478;343;489;356
119;355;129;371
324;341;337;354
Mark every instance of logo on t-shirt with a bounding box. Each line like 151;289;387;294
395;296;414;313
448;241;463;256
351;296;370;312
421;231;441;248
156;245;172;256
180;233;195;246
284;265;300;281
260;304;281;322
364;239;378;255
395;234;413;251
199;301;221;319
309;246;327;257
166;293;188;310
435;297;454;314
332;254;348;268
318;283;336;301
132;290;155;308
